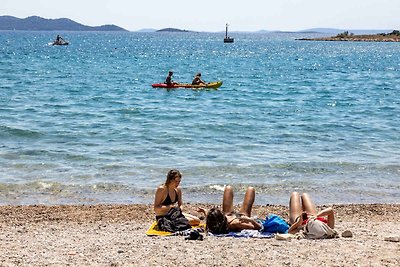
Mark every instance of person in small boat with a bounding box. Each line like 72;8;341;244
154;169;200;226
198;185;262;234
54;35;65;45
191;72;206;85
165;71;178;86
288;192;335;234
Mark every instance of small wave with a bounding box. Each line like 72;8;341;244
208;184;226;191
0;125;42;138
118;107;142;115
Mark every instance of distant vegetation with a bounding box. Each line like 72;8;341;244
336;31;354;38
0;16;127;31
299;29;400;42
337;30;400;38
379;30;400;36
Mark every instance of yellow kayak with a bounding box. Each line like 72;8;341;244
152;81;223;89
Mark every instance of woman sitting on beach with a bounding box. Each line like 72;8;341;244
198;185;262;234
288;192;336;238
154;169;200;228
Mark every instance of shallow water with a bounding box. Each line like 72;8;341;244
1;31;399;205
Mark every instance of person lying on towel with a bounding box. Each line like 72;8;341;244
198;185;262;234
288;192;337;239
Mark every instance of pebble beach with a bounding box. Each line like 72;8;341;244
0;203;399;266
2;30;400;267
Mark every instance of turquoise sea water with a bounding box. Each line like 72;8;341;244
1;31;399;205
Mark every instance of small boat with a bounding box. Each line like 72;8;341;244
52;41;69;46
52;35;69;46
224;23;234;43
152;81;223;89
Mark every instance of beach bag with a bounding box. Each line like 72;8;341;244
262;214;289;234
304;216;338;239
157;207;191;232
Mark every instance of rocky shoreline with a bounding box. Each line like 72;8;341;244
298;31;400;42
0;203;399;266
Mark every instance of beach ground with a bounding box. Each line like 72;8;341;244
0;204;399;266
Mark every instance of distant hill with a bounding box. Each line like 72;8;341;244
300;28;393;35
157;28;190;33
0;16;128;31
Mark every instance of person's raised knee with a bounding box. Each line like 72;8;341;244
291;191;300;198
246;186;255;194
224;185;233;192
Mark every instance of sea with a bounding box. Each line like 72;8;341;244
1;31;399;205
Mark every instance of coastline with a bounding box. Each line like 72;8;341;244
1;204;399;266
297;33;400;42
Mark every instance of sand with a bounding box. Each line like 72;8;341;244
0;203;399;267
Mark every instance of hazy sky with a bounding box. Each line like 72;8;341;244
2;0;399;31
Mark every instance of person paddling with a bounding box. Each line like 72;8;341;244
165;71;178;86
192;72;206;85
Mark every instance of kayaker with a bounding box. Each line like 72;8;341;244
56;35;63;43
53;35;66;45
192;72;206;85
165;71;178;85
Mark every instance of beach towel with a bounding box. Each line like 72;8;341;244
146;221;205;236
209;229;274;238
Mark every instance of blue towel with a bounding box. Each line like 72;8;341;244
209;229;274;238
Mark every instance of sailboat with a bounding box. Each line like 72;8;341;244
224;23;234;43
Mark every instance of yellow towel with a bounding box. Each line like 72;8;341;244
146;221;206;236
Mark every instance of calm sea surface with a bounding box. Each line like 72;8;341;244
0;31;399;205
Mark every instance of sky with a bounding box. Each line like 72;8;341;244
2;0;399;32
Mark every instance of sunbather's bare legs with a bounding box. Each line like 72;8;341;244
223;185;255;217
289;191;302;225
289;192;335;233
301;193;317;216
222;185;234;214
239;186;255;217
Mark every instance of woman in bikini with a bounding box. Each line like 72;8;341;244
198;185;262;234
288;192;335;234
154;169;200;226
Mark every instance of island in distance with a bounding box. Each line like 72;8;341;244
156;28;191;32
0;16;127;31
298;30;400;42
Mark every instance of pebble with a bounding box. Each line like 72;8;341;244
341;230;353;238
384;236;400;242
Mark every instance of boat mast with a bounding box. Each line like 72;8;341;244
225;23;229;38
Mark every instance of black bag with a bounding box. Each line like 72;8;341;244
157;207;191;232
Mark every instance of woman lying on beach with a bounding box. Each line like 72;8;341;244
154;169;200;227
288;192;336;236
198;185;262;234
